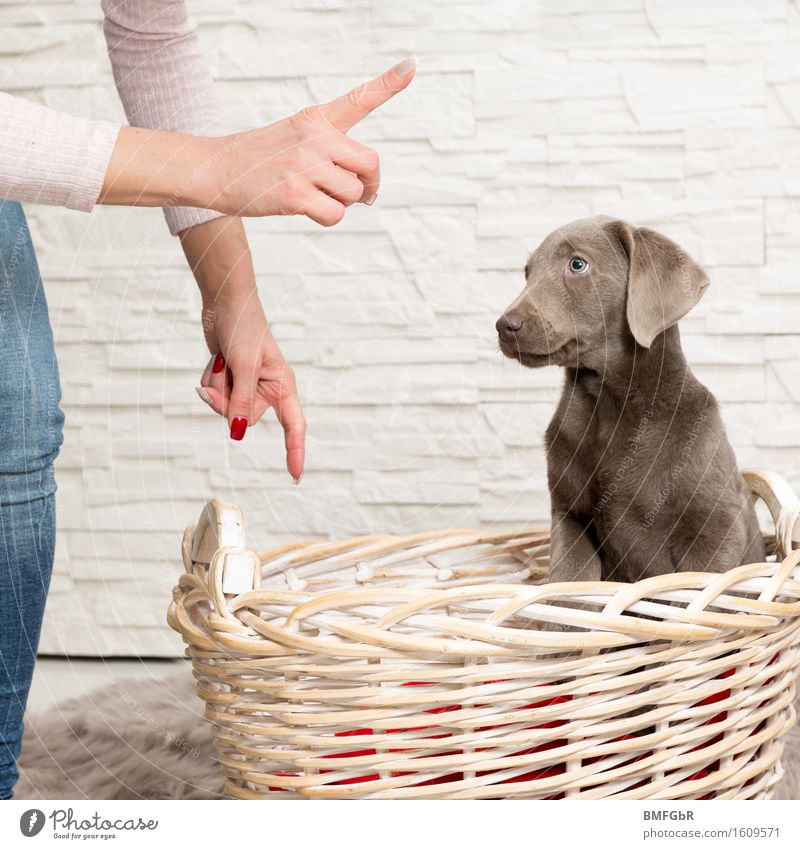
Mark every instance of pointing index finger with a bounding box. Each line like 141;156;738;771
320;56;417;133
274;390;307;482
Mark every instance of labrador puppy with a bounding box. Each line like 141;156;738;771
496;216;765;584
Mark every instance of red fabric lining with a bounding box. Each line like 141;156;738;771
263;659;767;797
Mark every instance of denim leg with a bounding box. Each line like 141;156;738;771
0;200;64;800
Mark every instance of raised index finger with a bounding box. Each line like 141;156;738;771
319;56;417;133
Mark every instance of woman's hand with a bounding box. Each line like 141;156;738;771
100;58;416;474
181;216;305;480
99;58;416;227
198;293;305;480
210;57;416;224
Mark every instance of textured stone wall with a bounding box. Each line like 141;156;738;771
2;0;798;655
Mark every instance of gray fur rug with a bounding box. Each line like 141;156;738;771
17;673;223;800
15;672;800;800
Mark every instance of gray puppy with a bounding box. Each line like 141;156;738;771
497;216;764;584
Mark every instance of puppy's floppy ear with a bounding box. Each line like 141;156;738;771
605;220;709;349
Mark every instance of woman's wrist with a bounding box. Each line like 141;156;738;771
180;215;257;303
98;125;221;210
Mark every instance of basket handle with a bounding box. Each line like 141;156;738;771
188;499;259;594
743;469;800;555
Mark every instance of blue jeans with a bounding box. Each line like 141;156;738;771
0;200;64;799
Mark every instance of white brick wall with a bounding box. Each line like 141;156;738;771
2;0;798;655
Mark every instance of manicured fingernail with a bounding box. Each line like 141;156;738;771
363;193;377;206
393;55;417;77
195;386;212;404
230;416;247;441
213;353;225;374
292;474;303;486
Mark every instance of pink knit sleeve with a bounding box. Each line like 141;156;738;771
102;0;226;236
0;92;121;211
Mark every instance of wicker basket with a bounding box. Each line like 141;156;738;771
168;469;800;800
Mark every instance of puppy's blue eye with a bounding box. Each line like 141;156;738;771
569;256;589;274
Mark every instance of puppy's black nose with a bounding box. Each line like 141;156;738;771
496;313;523;333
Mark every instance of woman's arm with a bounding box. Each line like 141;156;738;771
0;16;413;222
99;1;407;465
98;59;415;224
0;1;221;221
101;0;307;463
101;0;225;236
0;0;413;467
101;1;414;227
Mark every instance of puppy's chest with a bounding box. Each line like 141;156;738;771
547;402;660;521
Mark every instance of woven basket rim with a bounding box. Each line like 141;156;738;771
177;469;799;607
169;468;800;653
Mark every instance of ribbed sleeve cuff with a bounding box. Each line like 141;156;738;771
67;119;123;212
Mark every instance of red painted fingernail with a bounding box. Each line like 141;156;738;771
213;353;225;374
230;416;247;441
